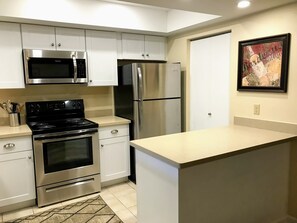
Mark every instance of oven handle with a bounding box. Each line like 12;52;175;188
34;128;98;141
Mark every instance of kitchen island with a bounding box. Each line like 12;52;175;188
130;125;297;223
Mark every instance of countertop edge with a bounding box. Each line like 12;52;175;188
179;136;297;168
131;126;297;169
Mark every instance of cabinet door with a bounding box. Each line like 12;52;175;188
189;33;230;130
55;27;86;51
21;24;56;50
0;151;36;207
0;22;24;89
145;35;166;61
86;30;118;86
122;33;145;60
100;136;130;182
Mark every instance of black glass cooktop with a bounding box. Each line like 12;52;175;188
26;99;98;134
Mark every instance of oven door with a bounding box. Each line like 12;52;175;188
33;129;99;187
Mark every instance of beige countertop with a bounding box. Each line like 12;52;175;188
88;116;130;127
0;125;32;138
0;116;130;138
130;125;297;169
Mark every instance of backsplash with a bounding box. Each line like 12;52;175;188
0;85;113;126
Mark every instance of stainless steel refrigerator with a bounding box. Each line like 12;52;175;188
114;63;181;182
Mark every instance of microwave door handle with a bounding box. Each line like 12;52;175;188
72;55;78;83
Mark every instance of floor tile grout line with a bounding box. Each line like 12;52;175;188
101;182;137;219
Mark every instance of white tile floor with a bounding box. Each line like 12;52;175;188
0;181;137;223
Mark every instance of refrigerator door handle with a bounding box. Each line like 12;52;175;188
137;67;143;100
138;99;143;131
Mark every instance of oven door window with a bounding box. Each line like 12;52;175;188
28;58;74;79
43;136;93;173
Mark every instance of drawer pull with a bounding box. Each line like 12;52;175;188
111;129;119;134
3;143;15;149
101;144;104;148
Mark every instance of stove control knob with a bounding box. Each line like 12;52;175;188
72;102;76;108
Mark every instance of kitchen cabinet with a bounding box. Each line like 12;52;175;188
86;30;118;86
0;22;24;89
21;24;86;51
0;136;36;210
121;33;166;60
99;124;130;183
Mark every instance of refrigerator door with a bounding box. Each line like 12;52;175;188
132;63;181;100
133;98;181;139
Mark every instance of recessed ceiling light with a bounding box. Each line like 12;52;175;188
237;0;251;9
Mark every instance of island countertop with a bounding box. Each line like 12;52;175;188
130;125;297;168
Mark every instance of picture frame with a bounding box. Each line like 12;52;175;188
237;33;291;92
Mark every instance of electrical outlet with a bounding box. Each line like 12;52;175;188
254;104;260;115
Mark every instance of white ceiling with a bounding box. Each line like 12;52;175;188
116;0;297;30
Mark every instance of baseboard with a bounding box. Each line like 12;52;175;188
0;199;35;214
101;177;129;188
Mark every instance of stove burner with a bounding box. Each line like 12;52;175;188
66;118;93;125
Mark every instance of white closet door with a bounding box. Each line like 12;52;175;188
190;32;230;130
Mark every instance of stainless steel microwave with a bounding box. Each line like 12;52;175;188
23;49;88;85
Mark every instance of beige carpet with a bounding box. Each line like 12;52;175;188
5;195;123;223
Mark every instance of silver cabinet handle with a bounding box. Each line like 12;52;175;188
3;143;15;149
111;129;119;134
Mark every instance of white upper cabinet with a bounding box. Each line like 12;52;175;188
144;35;166;60
21;24;86;51
55;27;86;51
121;33;166;60
86;30;118;86
0;22;24;89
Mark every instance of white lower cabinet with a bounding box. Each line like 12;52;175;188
0;136;36;209
99;125;130;183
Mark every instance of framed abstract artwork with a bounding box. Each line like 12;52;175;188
237;33;291;92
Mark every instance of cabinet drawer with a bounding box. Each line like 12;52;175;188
99;125;129;140
0;136;32;155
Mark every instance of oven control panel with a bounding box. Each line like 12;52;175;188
26;99;84;116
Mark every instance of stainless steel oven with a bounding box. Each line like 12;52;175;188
26;99;100;207
33;128;100;207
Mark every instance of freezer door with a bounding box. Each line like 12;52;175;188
133;63;181;100
133;99;181;139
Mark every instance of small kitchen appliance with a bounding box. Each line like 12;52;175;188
26;99;100;207
23;49;88;85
